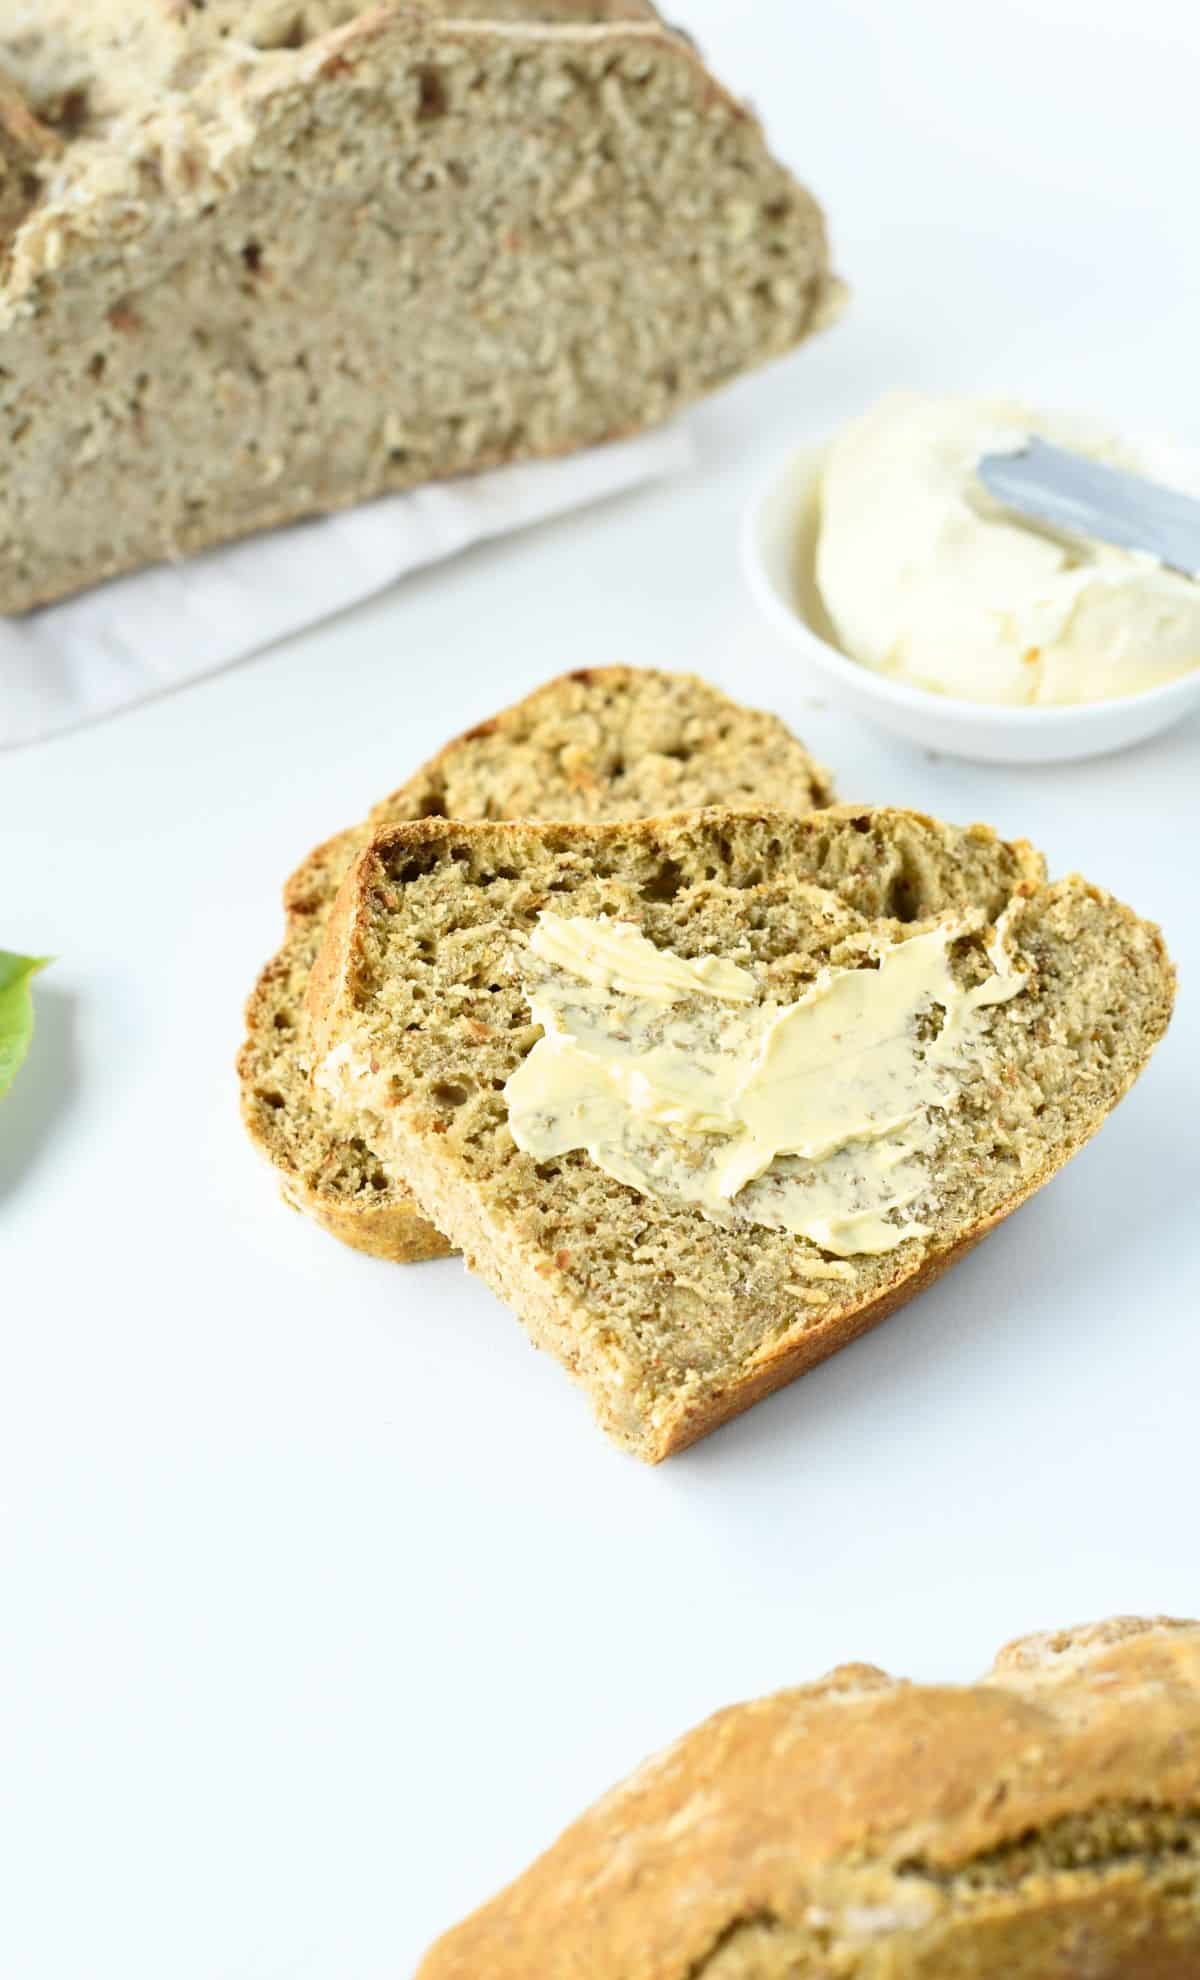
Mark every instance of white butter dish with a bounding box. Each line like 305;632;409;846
741;442;1200;765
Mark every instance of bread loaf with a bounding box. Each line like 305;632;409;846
0;2;840;612
416;1615;1200;1978
306;806;1173;1458
238;668;832;1261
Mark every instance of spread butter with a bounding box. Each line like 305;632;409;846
504;910;1026;1258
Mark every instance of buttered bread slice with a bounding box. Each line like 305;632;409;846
307;807;1173;1458
239;668;832;1263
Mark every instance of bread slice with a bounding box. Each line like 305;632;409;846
238;668;832;1263
0;2;841;611
307;805;1173;1459
415;1615;1200;1978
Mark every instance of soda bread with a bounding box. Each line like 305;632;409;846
238;668;832;1262
306;806;1173;1458
0;66;59;242
415;1615;1200;1978
0;1;841;612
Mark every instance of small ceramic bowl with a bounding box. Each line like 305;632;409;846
740;442;1200;764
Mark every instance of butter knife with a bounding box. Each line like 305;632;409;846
977;434;1200;579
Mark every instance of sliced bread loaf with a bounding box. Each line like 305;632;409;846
307;806;1173;1459
0;3;840;611
238;668;832;1262
416;1615;1200;1979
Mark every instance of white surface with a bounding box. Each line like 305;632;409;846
2;3;1198;1975
743;441;1200;760
0;424;693;748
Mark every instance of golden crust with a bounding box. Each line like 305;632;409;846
275;1169;453;1262
660;1213;995;1455
417;1617;1200;1978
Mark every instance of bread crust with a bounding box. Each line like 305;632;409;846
238;669;832;1262
416;1616;1200;1978
663;1213;995;1454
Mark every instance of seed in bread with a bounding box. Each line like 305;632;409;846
306;805;1173;1458
0;66;59;242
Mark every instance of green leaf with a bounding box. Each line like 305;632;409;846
0;952;51;1100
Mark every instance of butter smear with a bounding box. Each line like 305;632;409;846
504;910;1026;1258
816;392;1200;706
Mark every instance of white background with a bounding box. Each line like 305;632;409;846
3;3;1199;1975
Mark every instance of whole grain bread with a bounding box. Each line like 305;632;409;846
306;806;1173;1458
0;65;59;241
415;1615;1200;1979
239;667;832;1262
0;1;840;613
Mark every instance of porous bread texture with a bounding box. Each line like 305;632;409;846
238;667;833;1262
308;805;1174;1459
415;1615;1200;1979
0;2;840;612
2;0;660;129
0;66;58;239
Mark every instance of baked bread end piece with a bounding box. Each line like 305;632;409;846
416;1615;1200;1978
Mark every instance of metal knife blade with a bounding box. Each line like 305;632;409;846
976;435;1200;579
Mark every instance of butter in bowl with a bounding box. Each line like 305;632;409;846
742;391;1200;762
